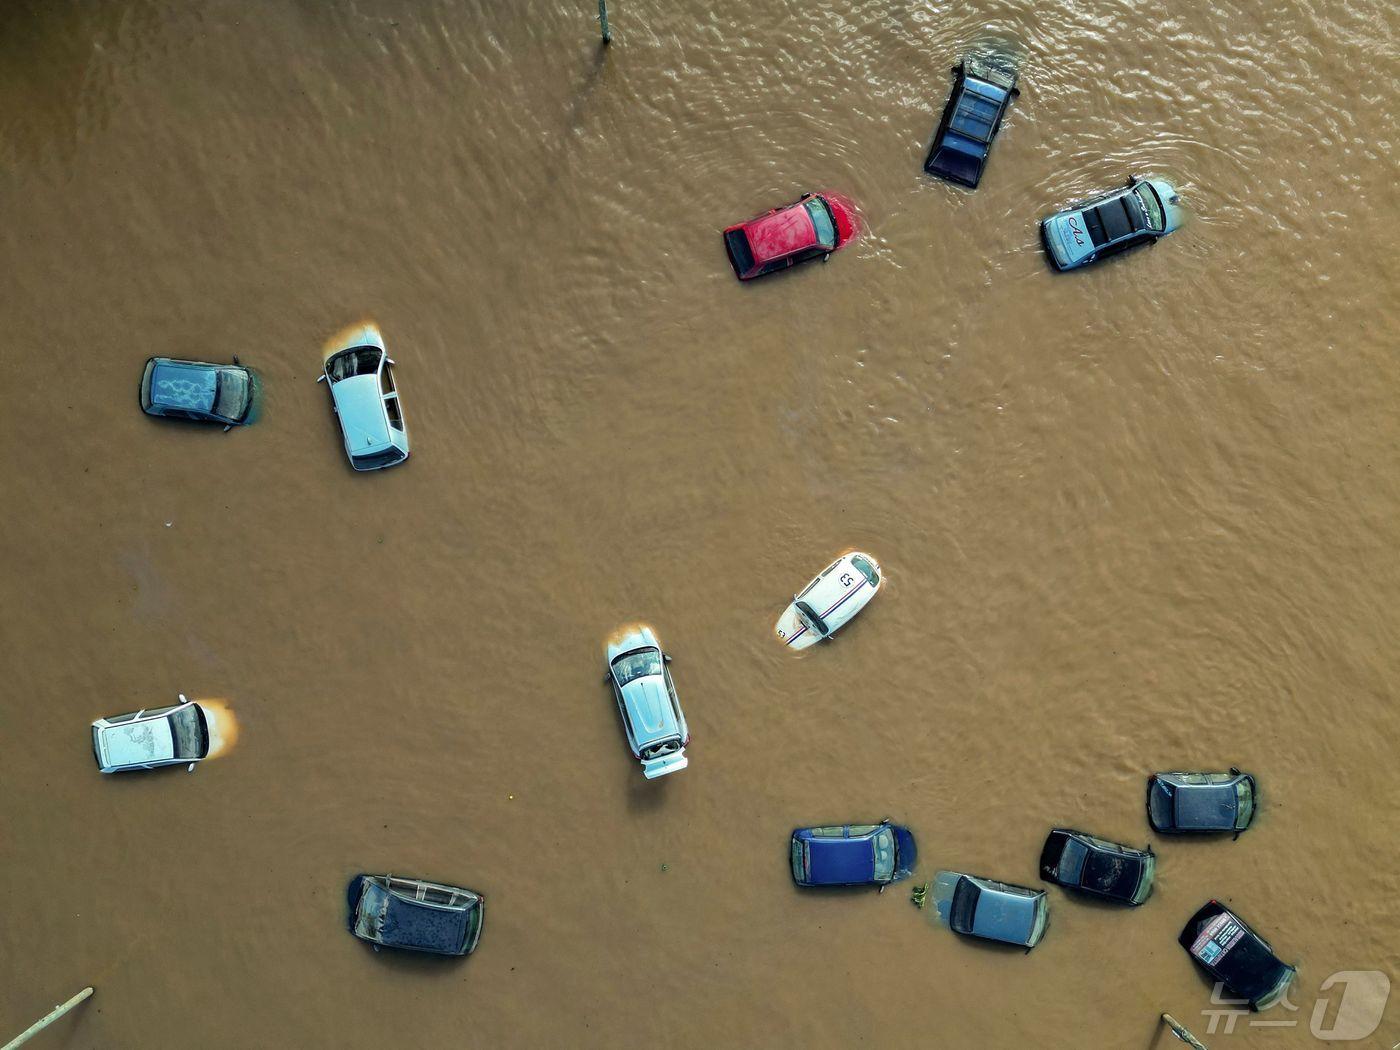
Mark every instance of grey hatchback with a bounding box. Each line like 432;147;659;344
931;870;1049;949
140;356;258;429
1148;770;1256;835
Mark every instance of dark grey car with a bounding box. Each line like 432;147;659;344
1147;770;1256;834
347;874;484;956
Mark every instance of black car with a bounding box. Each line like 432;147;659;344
1039;829;1155;905
1148;770;1256;835
923;55;1019;188
347;874;484;956
1179;901;1296;1009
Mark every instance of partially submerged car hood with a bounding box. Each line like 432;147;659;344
100;718;175;767
620;677;675;740
331;375;393;453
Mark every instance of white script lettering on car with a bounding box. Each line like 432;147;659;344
1068;217;1085;246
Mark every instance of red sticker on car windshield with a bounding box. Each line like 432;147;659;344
1192;912;1247;966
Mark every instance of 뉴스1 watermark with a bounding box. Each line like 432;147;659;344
1201;971;1390;1040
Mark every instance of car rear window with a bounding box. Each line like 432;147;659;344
724;228;755;276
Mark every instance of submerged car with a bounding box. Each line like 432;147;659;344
775;551;881;650
1179;901;1296;1010
140;356;257;429
723;192;858;280
605;626;689;779
347;874;484;957
932;871;1050;949
1148;770;1256;835
1041;175;1184;271
1039;829;1155;905
790;821;917;888
317;325;410;470
91;694;218;773
924;55;1019;188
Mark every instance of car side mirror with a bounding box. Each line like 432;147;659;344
187;763;197;773
386;358;396;366
179;693;189;704
662;652;672;664
316;374;327;383
223;424;233;433
232;354;241;365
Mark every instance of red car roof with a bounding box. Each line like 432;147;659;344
743;203;818;265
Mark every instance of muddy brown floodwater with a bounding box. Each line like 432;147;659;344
2;1;1399;1047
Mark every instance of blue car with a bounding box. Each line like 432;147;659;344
790;821;916;888
140;356;258;429
1041;175;1185;271
923;55;1019;188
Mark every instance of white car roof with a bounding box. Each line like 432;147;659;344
101;715;176;767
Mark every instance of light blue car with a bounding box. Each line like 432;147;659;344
317;325;410;471
605;625;689;779
1041;176;1184;271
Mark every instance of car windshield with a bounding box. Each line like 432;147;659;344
213;370;249;420
872;828;896;881
326;346;382;382
612;647;662;687
851;555;879;587
1135;184;1166;232
803;198;837;250
168;705;206;760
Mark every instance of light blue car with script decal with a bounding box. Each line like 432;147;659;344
1041;175;1184;271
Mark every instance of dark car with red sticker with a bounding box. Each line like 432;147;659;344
1179;901;1296;1010
723;192;859;281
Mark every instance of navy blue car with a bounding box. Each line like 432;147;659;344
924;55;1019;188
790;821;916;887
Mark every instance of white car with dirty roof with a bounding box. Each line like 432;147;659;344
317;325;410;471
91;695;221;773
775;551;882;649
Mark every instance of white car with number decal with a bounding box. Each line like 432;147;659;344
775;552;882;650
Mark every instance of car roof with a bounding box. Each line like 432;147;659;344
330;374;393;453
148;359;219;414
101;713;176;766
807;835;875;884
969;881;1041;942
1174;781;1239;829
745;203;817;264
361;880;473;953
620;676;679;745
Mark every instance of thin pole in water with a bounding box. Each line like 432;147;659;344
598;0;611;45
2;987;95;1050
1160;1013;1209;1050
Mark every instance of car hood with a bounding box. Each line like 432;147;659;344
99;717;175;766
330;375;392;453
893;826;918;879
775;603;821;650
807;837;876;884
1043;210;1096;268
619;677;676;741
1145;179;1186;234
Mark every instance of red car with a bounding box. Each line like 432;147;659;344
723;192;859;281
